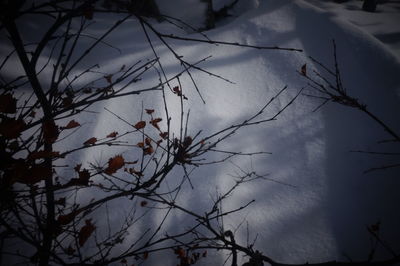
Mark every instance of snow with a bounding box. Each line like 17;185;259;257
3;0;400;265
303;0;400;59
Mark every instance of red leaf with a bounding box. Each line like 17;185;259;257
150;118;162;130
66;245;75;255
106;131;118;138
78;219;96;246
74;164;82;172
140;201;147;207
159;132;168;139
136;142;145;148
104;155;125;175
66;169;90;186
104;74;113;84
174;248;185;259
83;137;97;146
15;163;52;184
83;5;94;20
63;120;80;129
43;120;59;144
145;137;151;146
133;121;146;130
57;210;81;225
143;146;154;155
28;150;60;160
62;96;73;107
54;197;66;207
301;64;307;76
0;118;26;139
143;251;149;260
145;109;154;114
0;94;17;114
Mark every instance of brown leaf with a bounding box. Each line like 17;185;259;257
54;197;66;207
174;248;185;259
74;164;82;172
145;137;151;146
63;120;80;130
62;96;73;107
145;109;154;114
0;94;17;114
66;169;90;186
83;137;97;146
136;142;145;148
66;245;75;255
15;163;52;185
28;150;60;160
57;210;81;225
83;5;94;20
150;118;162;130
43;120;59;144
301;64;307;76
78;219;96;246
182;136;193;148
133;121;146;130
104;74;113;84
106;131;118;138
143;146;154;155
0;118;26;139
28;111;36;118
128;168;143;176
143;251;149;260
159;132;168;139
140;201;147;207
104;155;125;175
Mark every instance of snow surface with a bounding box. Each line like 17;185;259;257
303;0;400;59
3;0;400;265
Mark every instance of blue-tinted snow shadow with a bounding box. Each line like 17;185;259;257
294;1;400;260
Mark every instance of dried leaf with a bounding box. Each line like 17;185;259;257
0;118;26;139
301;64;307;76
29;111;36;118
150;118;162;130
140;201;147;207
174;248;185;258
63;120;80;129
145;109;154;114
136;142;145;148
143;251;149;260
143;146;154;155
104;155;125;175
28;150;60;160
66;169;90;186
145;137;151;146
57;210;80;225
83;5;94;20
43;120;59;144
54;197;66;207
104;74;113;84
15;163;52;184
133;121;146;130
0;94;17;114
106;131;118;138
128;168;143;176
83;137;97;146
78;219;96;246
74;164;82;172
62;96;73;107
182;136;193;148
159;132;168;139
66;245;75;255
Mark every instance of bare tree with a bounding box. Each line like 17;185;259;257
0;1;399;266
